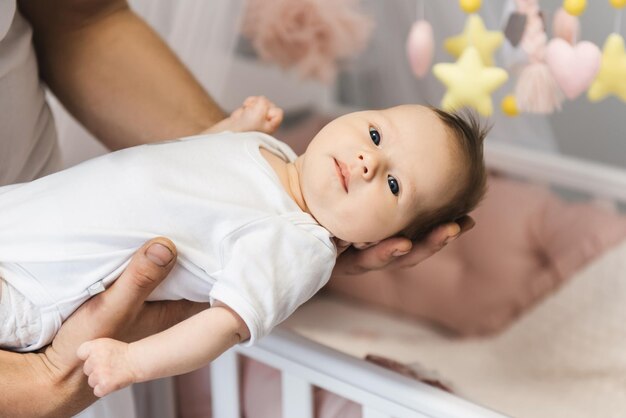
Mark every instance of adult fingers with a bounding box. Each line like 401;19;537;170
333;237;412;277
388;222;461;269
333;217;474;276
100;237;176;320
456;215;476;234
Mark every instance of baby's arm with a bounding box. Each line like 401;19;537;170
77;301;249;397
204;96;283;135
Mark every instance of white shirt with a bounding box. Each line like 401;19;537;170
0;2;60;185
0;131;336;350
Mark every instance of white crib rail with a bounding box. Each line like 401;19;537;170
212;328;507;418
210;143;626;418
485;142;626;203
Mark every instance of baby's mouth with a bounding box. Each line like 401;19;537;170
334;158;350;193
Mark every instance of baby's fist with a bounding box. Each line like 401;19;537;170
77;338;138;397
230;96;284;134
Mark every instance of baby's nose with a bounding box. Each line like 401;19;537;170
358;152;380;179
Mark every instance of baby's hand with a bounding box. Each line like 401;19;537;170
204;96;284;135
77;338;139;397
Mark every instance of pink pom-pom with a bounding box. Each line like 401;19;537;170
515;62;564;113
545;38;601;100
406;20;434;78
552;7;580;45
242;0;374;83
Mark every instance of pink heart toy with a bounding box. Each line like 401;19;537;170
545;38;601;100
406;20;434;78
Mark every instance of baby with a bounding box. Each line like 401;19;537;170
0;96;487;397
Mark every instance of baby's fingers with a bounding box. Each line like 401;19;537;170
93;379;114;398
84;366;119;398
267;107;283;122
82;355;95;376
243;96;258;107
265;107;284;132
88;372;111;398
245;95;270;111
93;384;109;398
77;341;92;361
87;370;100;390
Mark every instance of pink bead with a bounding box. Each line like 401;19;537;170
406;20;434;78
552;7;580;45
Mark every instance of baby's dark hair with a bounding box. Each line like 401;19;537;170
399;107;489;241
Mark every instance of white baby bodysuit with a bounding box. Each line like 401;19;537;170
0;132;337;352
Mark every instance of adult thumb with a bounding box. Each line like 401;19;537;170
104;237;177;314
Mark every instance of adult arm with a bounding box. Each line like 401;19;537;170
0;238;207;418
18;0;226;150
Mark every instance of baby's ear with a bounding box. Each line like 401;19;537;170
352;241;381;250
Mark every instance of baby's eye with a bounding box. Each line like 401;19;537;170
369;127;381;146
387;175;399;196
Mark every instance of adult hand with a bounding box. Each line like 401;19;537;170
0;237;207;418
333;216;475;277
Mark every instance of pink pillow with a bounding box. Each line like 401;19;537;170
325;174;626;335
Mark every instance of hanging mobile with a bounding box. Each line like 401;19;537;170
513;0;564;114
552;7;579;44
545;2;601;100
406;0;434;78
587;0;626;102
563;0;587;16
434;0;508;115
444;0;504;66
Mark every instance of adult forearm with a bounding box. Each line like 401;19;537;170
0;350;91;418
18;0;226;150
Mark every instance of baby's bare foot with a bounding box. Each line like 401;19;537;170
205;96;284;135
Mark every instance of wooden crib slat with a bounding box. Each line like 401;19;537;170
282;373;314;418
210;350;240;418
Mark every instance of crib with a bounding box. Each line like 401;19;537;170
211;329;505;418
198;141;626;418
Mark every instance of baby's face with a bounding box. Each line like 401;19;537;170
297;105;458;243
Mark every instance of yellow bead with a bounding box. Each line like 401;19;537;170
563;0;587;16
610;0;626;9
459;0;481;14
501;95;519;116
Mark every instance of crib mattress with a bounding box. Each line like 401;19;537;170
283;238;626;418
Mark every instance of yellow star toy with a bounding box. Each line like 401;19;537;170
587;33;626;102
444;14;504;66
433;46;508;116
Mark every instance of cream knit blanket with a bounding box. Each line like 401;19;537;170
286;238;626;417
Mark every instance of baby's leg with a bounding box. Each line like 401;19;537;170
0;277;42;351
204;96;284;135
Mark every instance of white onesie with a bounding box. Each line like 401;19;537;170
0;131;337;352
